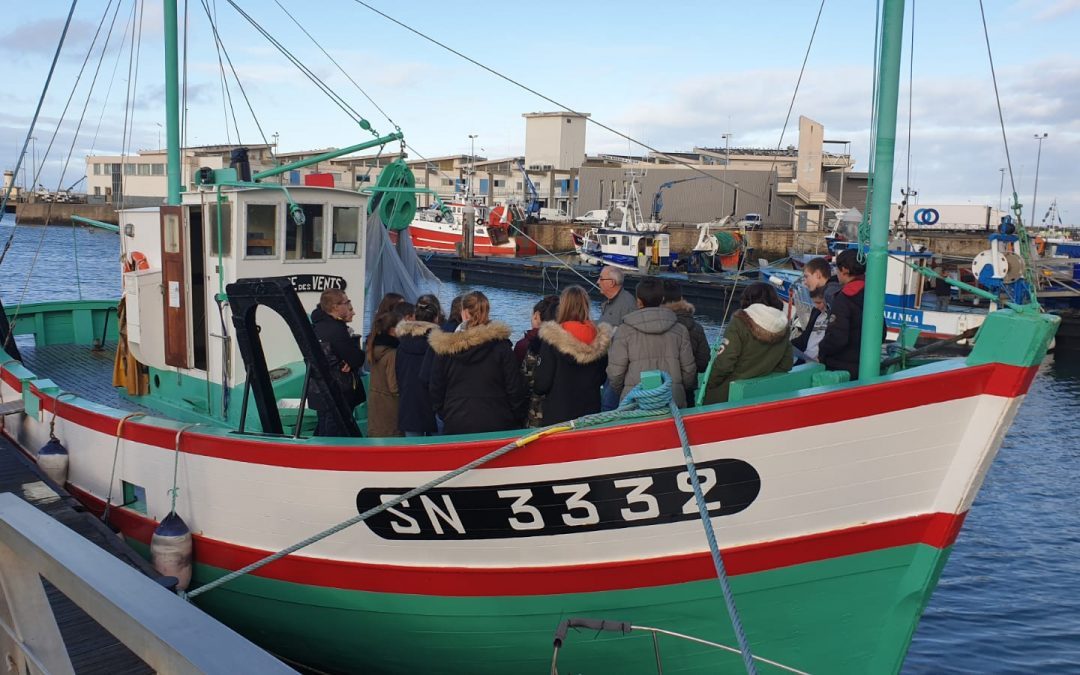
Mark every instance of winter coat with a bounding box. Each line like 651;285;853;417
309;307;366;411
599;289;637;327
514;329;545;427
818;277;870;380
533;321;612;424
366;334;401;437
664;300;710;373
702;305;793;405
606;307;697;408
428;321;528;435
395;320;439;434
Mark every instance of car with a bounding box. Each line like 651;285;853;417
574;209;608;225
738;213;763;230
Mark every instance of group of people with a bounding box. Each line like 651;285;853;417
307;251;876;438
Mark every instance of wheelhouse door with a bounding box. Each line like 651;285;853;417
161;205;190;368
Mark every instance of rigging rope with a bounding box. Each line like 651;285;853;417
859;0;885;261
272;0;400;133
0;0;79;266
225;0;379;135
206;0;242;145
978;0;1039;306
349;0;808;224
184;377;684;600
118;0;146;211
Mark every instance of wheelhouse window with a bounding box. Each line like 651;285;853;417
331;206;361;256
285;204;325;261
207;202;232;256
245;203;278;257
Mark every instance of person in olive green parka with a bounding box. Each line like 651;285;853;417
702;283;793;405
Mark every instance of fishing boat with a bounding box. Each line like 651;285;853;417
407;198;517;257
572;171;672;270
0;1;1060;673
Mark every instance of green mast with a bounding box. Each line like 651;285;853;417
164;0;182;205
859;0;905;381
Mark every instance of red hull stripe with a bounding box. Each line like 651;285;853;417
409;226;515;256
67;484;965;596
3;362;1035;472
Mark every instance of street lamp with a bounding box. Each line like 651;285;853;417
30;136;37;191
721;133;732;214
998;167;1006;212
1031;133;1048;227
467;134;478;199
156;122;163;149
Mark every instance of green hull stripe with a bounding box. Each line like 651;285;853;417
130;541;951;674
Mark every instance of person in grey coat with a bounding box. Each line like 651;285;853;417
597;266;637;327
606;276;697;408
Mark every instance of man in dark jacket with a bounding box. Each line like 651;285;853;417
310;289;365;437
662;279;710;402
428;320;528;434
818;249;875;380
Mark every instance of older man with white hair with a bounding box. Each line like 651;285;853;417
597;266;637;328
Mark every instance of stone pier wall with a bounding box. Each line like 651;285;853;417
14;203;119;225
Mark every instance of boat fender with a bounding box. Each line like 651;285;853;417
434;214;442;222
37;438;69;486
130;251;150;270
151;512;193;591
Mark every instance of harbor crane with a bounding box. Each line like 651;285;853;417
516;160;541;223
651;177;702;222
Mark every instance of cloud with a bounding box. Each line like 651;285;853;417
1034;0;1080;20
0;17;103;62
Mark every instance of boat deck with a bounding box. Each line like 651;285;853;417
14;338;148;413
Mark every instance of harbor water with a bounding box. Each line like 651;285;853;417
1;222;1078;672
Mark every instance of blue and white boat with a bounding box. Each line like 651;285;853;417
572;172;672;270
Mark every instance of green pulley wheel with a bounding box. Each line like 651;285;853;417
368;159;417;231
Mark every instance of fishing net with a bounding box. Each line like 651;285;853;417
364;214;440;319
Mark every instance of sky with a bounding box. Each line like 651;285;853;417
2;0;1078;225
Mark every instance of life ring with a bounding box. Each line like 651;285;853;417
914;208;940;226
130;251;150;270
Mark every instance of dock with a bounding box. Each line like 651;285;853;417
420;252;754;309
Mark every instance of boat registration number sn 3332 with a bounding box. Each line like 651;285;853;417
355;458;760;540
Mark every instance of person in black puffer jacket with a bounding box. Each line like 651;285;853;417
395;294;443;437
428;291;527;435
818;248;880;379
309;289;365;437
533;285;612;425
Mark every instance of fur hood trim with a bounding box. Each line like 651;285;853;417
538;321;612;364
395;320;438;338
428;321;512;355
663;299;696;316
737;305;789;344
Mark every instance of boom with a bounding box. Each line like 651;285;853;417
651;177;701;222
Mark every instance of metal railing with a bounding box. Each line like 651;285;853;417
0;493;296;674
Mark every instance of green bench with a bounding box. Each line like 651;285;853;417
708;362;851;404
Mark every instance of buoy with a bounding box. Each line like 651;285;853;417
130;251;150;270
37;438;69;485
152;512;193;591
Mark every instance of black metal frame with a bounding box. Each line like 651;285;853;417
225;277;360;437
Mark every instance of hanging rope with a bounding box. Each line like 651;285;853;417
102;412;147;525
859;0;886;262
169;424;201;514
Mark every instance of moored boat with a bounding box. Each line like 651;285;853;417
0;1;1061;673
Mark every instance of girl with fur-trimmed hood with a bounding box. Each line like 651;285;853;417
533;286;613;425
702;283;793;405
428;291;528;435
395;294;443;436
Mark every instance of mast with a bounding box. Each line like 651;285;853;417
164;0;182;205
859;0;905;380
